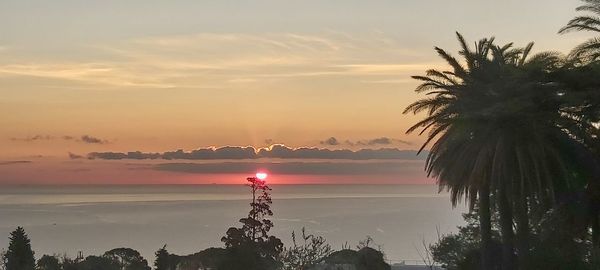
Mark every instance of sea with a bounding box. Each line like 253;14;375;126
0;184;467;264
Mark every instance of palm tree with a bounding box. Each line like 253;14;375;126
405;33;583;270
559;0;600;252
551;62;600;250
559;0;600;62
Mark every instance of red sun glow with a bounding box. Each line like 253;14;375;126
255;172;268;180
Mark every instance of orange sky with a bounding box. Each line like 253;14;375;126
0;0;591;184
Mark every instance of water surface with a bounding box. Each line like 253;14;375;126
0;184;467;263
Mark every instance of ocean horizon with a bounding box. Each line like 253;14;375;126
0;184;466;264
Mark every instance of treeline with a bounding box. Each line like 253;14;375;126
406;1;600;270
1;177;390;270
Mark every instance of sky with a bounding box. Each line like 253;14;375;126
0;0;592;184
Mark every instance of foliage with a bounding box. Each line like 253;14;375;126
3;227;35;270
217;244;281;270
431;202;600;270
559;0;600;63
221;176;283;261
103;248;151;270
405;27;600;269
78;255;120;270
280;227;333;270
0;249;6;270
430;207;501;270
58;256;80;270
37;255;61;270
154;245;179;270
321;247;390;270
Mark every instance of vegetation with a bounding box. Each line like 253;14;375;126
37;255;60;270
220;175;284;270
559;0;600;63
153;245;179;270
3;227;35;270
103;248;151;270
280;227;333;270
320;247;390;270
406;1;600;269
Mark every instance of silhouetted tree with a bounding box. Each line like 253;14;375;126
154;245;178;270
0;249;6;270
222;176;283;256
103;248;150;270
79;255;119;270
559;0;600;63
281;227;332;270
59;255;83;270
220;176;283;269
320;248;390;270
36;255;60;270
557;1;600;252
3;227;35;270
404;32;597;270
431;207;501;270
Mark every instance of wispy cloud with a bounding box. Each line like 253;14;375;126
10;135;110;144
10;135;53;142
0;160;32;166
0;32;434;89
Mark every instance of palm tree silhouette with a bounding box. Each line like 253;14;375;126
559;0;600;62
405;32;587;270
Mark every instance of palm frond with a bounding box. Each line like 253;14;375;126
434;47;468;78
569;37;600;61
519;42;535;66
559;16;600;33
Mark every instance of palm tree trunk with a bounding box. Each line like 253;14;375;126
479;186;493;270
514;193;529;269
498;187;515;270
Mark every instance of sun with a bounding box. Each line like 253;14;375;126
255;172;268;180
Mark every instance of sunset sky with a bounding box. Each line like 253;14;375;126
0;0;590;184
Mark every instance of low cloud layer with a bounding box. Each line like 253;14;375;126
85;144;425;161
10;135;53;142
320;137;412;146
11;135;109;144
0;160;32;166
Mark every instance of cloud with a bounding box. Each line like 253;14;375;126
10;135;109;144
153;161;424;175
0;32;433;90
10;135;53;142
80;135;108;144
68;152;85;159
85;144;425;161
356;137;412;146
0;160;32;166
320;137;340;146
321;137;412;147
264;139;274;145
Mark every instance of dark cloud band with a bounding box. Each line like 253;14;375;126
86;145;425;161
320;137;412;146
10;135;109;144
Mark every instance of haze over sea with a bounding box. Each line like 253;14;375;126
0;184;465;263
